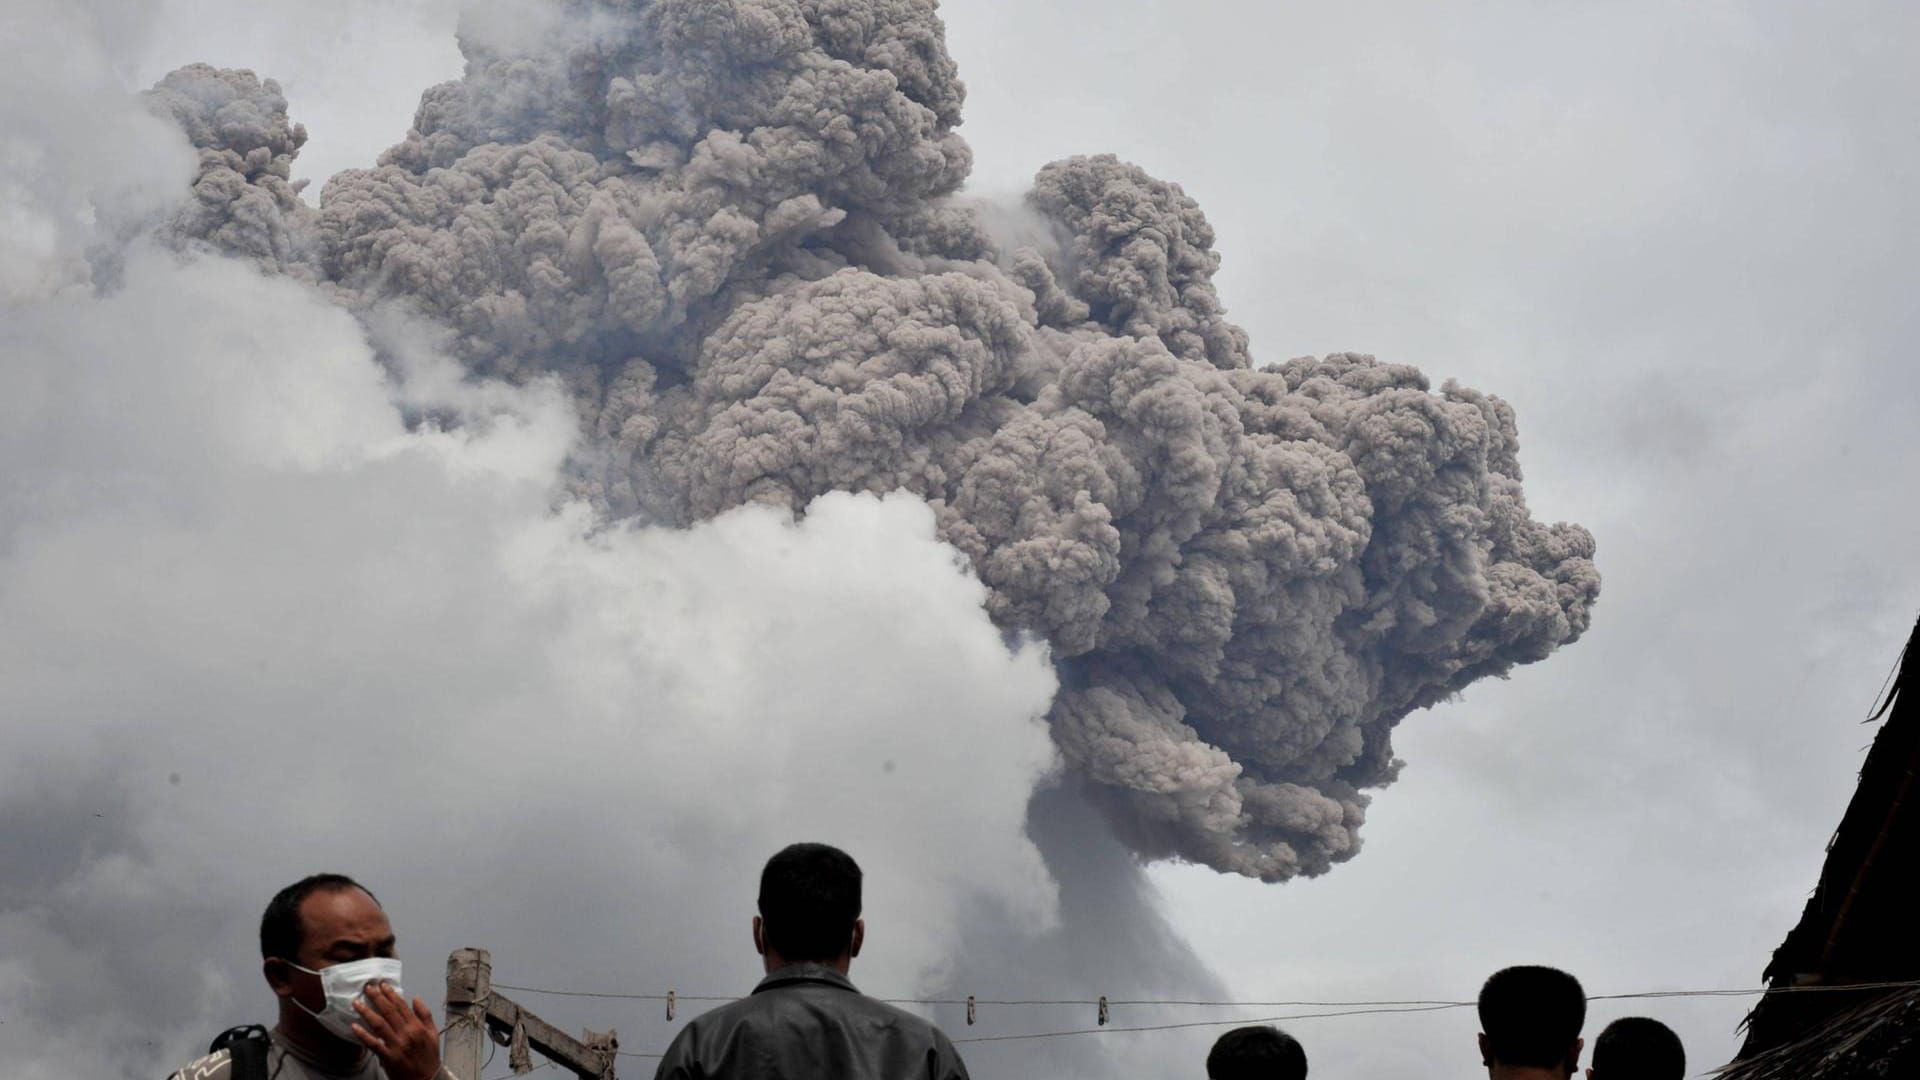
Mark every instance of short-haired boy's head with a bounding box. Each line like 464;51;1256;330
1206;1025;1307;1080
1591;1016;1684;1080
757;843;862;963
1478;965;1587;1069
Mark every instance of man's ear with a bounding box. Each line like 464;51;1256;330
1478;1032;1492;1068
752;915;766;956
1566;1036;1585;1075
849;918;864;959
263;958;296;1000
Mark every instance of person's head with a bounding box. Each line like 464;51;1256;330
1588;1017;1684;1080
753;843;864;972
1206;1025;1308;1080
259;874;393;1047
1478;966;1586;1075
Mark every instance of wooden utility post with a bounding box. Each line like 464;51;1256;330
444;949;491;1080
444;947;619;1080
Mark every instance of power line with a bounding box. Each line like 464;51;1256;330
951;1001;1465;1044
487;979;1920;1059
496;984;736;1004
1589;980;1920;1001
491;978;1920;1011
483;1064;553;1080
493;981;1466;1007
951;982;1920;1049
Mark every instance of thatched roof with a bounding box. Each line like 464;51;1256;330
1717;986;1920;1080
1722;616;1920;1076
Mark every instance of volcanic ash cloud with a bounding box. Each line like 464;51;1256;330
150;0;1599;881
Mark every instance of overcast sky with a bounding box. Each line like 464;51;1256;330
5;2;1920;1079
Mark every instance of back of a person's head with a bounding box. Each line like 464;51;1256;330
1591;1016;1684;1080
1478;965;1587;1069
1206;1025;1307;1080
758;843;862;963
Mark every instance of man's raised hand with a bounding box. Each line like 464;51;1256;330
353;981;449;1080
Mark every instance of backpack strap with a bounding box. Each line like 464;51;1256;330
209;1025;271;1080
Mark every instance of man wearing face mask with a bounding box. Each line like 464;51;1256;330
168;873;458;1080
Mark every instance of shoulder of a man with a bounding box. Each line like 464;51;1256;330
875;1000;969;1072
655;1005;732;1080
167;1047;233;1080
843;991;971;1078
927;1023;970;1080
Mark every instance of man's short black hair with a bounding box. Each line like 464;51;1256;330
1592;1016;1685;1080
1478;965;1586;1069
260;873;378;960
1206;1025;1307;1080
757;843;861;964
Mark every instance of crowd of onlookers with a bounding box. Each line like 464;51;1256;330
169;846;1688;1080
1205;965;1685;1079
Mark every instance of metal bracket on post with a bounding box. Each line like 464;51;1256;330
582;1029;619;1080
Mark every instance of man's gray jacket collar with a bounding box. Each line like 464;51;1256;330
751;962;860;995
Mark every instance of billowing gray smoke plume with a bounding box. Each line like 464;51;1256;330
146;0;1597;881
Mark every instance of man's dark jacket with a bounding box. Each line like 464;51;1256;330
652;963;970;1080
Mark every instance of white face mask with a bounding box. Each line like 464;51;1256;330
289;957;404;1043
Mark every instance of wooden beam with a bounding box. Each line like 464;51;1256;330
483;992;618;1080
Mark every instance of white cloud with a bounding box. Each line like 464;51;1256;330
0;239;1061;1077
0;2;196;300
